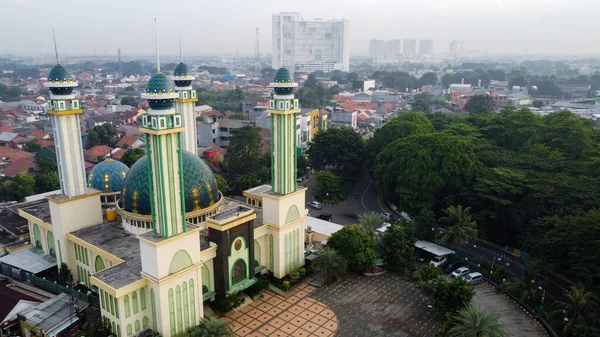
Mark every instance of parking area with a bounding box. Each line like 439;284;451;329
311;273;443;337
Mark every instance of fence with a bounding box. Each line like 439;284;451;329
32;275;100;307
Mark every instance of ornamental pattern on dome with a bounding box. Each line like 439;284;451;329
273;68;293;84
120;151;219;215
145;73;173;94
88;158;129;193
173;62;191;77
47;65;74;83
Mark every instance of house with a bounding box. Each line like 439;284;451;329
0;280;39;337
85;145;114;162
204;110;224;123
35;146;56;162
29;130;51;140
242;97;269;114
116;135;141;148
0;147;35;163
18;293;88;337
0;132;20;148
330;110;358;129
1;158;39;176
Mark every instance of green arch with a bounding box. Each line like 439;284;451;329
135;320;140;332
124;295;130;318
33;223;41;249
231;258;248;287
126;324;132;336
254;240;261;265
285;205;300;223
169;250;193;275
189;279;196;325
46;231;55;257
95;255;106;273
143;316;149;329
201;264;210;292
151;289;157;330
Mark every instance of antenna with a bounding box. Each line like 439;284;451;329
154;18;160;72
179;34;182;63
118;48;123;78
52;29;59;64
255;27;260;69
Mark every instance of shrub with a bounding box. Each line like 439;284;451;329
212;292;245;313
289;269;300;283
299;267;307;277
282;281;291;291
420;265;442;282
491;267;507;284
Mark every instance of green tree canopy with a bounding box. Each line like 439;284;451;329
381;223;415;272
464;95;496;114
312;247;348;284
430;276;475;314
326;225;376;271
120;96;139;107
313;171;342;203
224;125;267;188
439;205;478;246
418;72;438;86
447;305;508;337
120;148;145;167
308;127;365;178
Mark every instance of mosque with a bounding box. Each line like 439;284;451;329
16;41;307;337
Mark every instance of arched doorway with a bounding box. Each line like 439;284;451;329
231;259;247;286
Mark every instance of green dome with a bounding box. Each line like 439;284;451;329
145;73;175;110
121;151;219;215
88;158;129;193
48;64;73;82
173;62;191;77
47;64;75;95
274;68;293;84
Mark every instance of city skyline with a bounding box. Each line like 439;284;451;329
1;0;600;57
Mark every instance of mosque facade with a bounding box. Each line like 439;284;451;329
17;53;306;337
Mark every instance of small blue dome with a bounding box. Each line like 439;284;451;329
47;64;75;95
274;68;293;83
173;62;191;77
121;151;219;215
145;73;175;110
88;159;129;193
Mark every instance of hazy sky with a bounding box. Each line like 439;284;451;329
1;0;599;58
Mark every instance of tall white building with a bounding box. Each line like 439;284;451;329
419;39;433;54
369;39;386;59
272;12;349;73
450;40;465;55
403;39;416;56
386;39;402;58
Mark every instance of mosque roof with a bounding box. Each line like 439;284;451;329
47;65;73;83
120;151;219;215
145;73;173;95
88;158;129;193
143;72;178;110
173;62;191;77
273;68;293;84
272;67;296;95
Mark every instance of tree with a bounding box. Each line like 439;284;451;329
464;95;495;114
358;211;384;241
34;172;60;193
224;125;265;186
297;154;308;176
373;133;480;215
58;263;72;285
439;205;478;246
120;148;145;167
313;171;342;203
412;93;431;113
0;84;23;101
23;140;41;153
215;174;228;193
413;209;437;241
366;112;434;167
505;260;538;303
381;224;415;272
532;100;544;108
542;110;593;159
327;225;376;270
430;277;476;314
447;305;508;337
551;286;598;335
86;130;101;149
82;317;113;337
419;72;438;86
486;69;506;81
120;96;139;107
308;127;365;178
188;316;234;337
312;248;348;284
420;265;442;282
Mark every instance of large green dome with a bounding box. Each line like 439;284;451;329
145;73;175;110
120;151;219;215
47;64;75;95
273;67;295;95
48;64;73;83
88;158;129;193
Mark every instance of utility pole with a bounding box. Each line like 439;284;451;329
255;27;260;72
118;48;123;78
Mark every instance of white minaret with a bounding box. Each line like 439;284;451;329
171;35;198;154
44;31;87;197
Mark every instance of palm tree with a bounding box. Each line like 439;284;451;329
188;316;233;337
505;260;538;304
551;286;598;336
313;247;347;284
358;211;384;241
448;305;508;337
439;205;478;246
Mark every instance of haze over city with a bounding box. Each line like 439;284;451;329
1;0;599;57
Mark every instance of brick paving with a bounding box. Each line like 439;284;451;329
311;273;443;337
220;283;338;337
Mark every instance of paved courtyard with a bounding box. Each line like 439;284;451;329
473;283;547;337
311;273;443;337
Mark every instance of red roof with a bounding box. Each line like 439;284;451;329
112;148;126;160
225;110;236;117
116;135;139;148
84;162;96;171
0;147;34;161
204;110;223;118
35;139;54;148
85;145;113;159
30;130;49;139
2;158;37;176
0;125;13;133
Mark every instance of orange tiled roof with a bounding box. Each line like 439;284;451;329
86;145;113;158
0;147;34;161
116;135;139;148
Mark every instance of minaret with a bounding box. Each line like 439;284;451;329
268;68;300;194
45;31;87;197
171;35;198;154
139;22;187;237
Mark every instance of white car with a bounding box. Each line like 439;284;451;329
451;267;470;279
429;255;447;268
380;212;393;221
308;201;322;210
463;272;483;284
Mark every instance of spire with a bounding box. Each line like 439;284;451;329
154;18;160;72
179;34;182;63
52;29;59;65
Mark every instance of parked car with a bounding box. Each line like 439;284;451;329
380;212;393;221
463;272;483;284
308;201;322;210
451;267;470;279
444;261;461;274
429;255;447;268
317;213;333;221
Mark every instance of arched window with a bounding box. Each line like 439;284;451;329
47;231;55;257
33;223;42;249
168;289;175;336
143;316;149;329
132;292;138;314
126;324;132;336
124;295;130;318
151;289;157;331
140;289;146;310
169;250;193;275
232;259;247;286
202;285;209;294
95;255;106;273
134;320;140;332
176;285;183;333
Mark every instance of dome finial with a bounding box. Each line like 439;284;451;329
154;18;160;72
179;34;182;63
52;28;59;65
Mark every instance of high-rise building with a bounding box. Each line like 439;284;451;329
272;12;349;72
369;39;386;59
386;39;402;58
403;39;416;56
450;40;465;55
419;39;433;54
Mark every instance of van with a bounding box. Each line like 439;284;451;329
463;272;483;284
429;255;447;268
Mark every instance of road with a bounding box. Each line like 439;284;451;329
303;172;388;225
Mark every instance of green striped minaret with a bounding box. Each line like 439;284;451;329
269;68;300;195
140;72;187;237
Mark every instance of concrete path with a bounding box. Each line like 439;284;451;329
472;283;547;337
